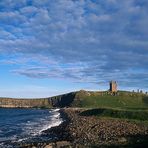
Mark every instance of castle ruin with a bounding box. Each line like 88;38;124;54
110;81;117;92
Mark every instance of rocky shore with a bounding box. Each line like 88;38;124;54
63;108;148;147
19;108;148;148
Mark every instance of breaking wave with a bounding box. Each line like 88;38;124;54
0;108;63;147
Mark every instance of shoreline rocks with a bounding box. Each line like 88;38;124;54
63;108;148;147
19;108;148;148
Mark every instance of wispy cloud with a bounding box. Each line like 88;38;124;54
0;0;148;89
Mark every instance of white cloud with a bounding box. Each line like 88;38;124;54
0;0;148;89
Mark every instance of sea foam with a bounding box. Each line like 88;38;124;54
39;109;63;134
0;108;63;146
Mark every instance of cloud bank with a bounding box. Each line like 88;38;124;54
0;0;148;89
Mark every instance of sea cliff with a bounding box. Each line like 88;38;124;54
0;92;76;108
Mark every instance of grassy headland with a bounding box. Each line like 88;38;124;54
72;90;148;109
71;90;148;122
0;90;148;121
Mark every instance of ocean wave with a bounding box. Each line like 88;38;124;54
0;108;63;146
39;109;63;134
52;112;60;118
0;142;4;147
49;108;60;112
53;108;60;112
21;108;63;137
17;137;28;142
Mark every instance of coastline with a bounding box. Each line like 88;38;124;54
18;108;148;148
17;108;72;148
0;108;69;148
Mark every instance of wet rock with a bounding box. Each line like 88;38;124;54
118;137;127;143
56;141;71;148
44;143;54;148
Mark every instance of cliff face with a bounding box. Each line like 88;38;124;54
0;98;51;108
0;92;76;108
49;92;76;107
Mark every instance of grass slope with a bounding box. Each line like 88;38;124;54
80;108;148;121
73;90;148;110
72;90;148;121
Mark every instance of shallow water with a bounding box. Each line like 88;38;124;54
0;108;63;147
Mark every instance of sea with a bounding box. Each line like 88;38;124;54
0;108;63;148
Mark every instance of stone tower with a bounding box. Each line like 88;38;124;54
109;81;117;92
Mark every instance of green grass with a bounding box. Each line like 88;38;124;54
73;90;148;121
74;90;148;110
80;108;148;121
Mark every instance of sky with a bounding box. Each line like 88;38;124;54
0;0;148;98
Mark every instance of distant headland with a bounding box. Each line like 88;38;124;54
0;81;148;109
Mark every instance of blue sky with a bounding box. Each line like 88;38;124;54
0;0;148;98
